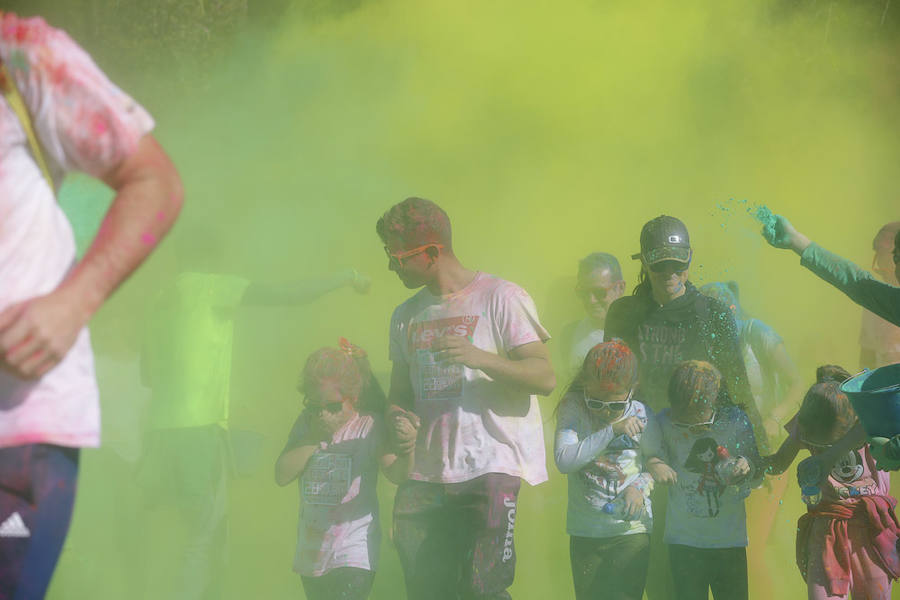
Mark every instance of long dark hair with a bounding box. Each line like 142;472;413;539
632;265;651;297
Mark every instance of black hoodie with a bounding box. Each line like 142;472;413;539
604;281;767;451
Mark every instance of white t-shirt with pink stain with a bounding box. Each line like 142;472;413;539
288;412;383;577
0;14;154;448
389;272;551;486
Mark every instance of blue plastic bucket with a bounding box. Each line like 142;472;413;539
841;364;900;439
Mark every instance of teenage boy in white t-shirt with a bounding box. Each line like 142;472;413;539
378;197;556;600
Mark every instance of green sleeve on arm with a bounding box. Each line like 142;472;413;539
801;243;900;327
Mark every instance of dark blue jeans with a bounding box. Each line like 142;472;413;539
0;444;79;600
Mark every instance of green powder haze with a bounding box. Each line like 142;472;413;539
29;0;900;597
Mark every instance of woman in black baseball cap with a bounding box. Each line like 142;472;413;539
604;215;765;600
607;216;759;420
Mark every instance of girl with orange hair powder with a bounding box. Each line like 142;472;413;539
554;340;653;600
275;339;414;600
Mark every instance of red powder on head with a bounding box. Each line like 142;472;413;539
583;339;638;393
376;197;452;247
140;232;157;246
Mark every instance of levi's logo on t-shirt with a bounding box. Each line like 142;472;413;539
409;316;479;400
409;315;479;348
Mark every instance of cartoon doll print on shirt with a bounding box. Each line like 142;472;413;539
683;437;729;517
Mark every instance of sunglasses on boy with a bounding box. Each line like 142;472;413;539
584;389;634;412
671;410;717;434
383;243;445;270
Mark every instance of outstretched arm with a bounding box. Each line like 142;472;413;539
0;135;182;379
762;215;900;326
763;436;803;476
242;269;370;306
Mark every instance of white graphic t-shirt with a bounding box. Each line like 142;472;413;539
555;395;654;538
389;272;551;485
0;14;154;448
641;405;763;548
286;412;382;577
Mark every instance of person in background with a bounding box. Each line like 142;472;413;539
700;280;806;596
560;253;627;373
0;11;182;598
700;281;804;445
139;236;371;600
859;222;900;369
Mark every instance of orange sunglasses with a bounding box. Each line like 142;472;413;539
383;243;444;269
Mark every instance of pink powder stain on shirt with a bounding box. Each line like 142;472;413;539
91;113;108;136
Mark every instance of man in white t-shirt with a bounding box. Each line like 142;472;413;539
0;12;182;597
378;197;556;600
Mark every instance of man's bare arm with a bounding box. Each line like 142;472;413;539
432;337;556;396
242;270;370;306
0;135;183;378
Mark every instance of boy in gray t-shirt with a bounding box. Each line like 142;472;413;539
642;360;762;600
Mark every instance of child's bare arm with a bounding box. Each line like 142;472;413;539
275;413;326;486
379;414;417;485
275;444;319;486
380;450;413;485
646;457;677;485
797;422;866;486
762;436;803;476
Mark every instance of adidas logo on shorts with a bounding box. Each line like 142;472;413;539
0;512;30;538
